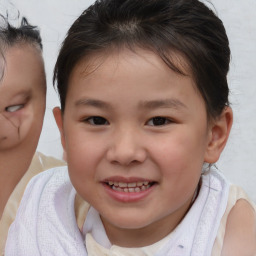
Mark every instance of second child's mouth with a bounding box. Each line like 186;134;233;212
105;181;156;193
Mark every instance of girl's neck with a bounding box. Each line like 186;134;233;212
0;146;34;218
101;192;195;248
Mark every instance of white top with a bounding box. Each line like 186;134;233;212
5;166;230;256
0;152;65;256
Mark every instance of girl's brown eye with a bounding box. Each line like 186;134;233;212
147;117;171;126
5;104;24;113
85;116;109;125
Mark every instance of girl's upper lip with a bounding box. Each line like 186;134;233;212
102;176;155;183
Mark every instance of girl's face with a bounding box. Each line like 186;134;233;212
55;49;228;246
0;44;46;151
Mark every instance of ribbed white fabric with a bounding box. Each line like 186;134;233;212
5;167;86;255
5;166;230;256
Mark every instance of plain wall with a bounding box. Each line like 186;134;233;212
1;0;256;202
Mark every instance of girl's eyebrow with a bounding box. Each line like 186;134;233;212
75;98;187;110
75;98;111;109
139;99;187;110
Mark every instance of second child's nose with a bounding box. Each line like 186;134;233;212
106;128;147;166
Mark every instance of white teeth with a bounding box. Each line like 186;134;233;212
141;185;146;191
119;182;127;188
107;180;153;193
135;187;141;192
108;181;151;187
128;182;136;188
112;186;122;192
128;188;135;192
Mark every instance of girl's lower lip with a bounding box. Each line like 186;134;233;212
102;183;155;203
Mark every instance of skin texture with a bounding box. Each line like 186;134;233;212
54;48;233;247
0;44;46;217
221;199;256;256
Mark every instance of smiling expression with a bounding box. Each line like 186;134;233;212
56;48;218;246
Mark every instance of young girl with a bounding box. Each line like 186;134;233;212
0;17;65;254
6;0;256;255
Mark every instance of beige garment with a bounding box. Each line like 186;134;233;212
0;152;66;255
85;231;174;256
75;185;256;256
212;184;256;255
75;192;91;231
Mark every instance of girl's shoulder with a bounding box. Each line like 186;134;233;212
13;165;71;220
26;164;69;189
221;189;256;255
5;165;84;255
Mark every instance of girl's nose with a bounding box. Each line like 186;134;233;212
106;128;147;166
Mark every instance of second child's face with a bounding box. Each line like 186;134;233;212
0;45;46;151
57;49;215;245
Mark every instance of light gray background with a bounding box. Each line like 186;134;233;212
1;0;255;202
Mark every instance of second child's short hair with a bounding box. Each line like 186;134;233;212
54;0;230;119
0;16;42;50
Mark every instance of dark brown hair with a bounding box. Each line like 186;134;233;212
0;16;42;49
0;16;43;81
54;0;230;119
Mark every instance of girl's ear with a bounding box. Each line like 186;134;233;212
204;107;233;163
53;107;66;152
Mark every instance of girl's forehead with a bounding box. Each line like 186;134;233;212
71;47;192;81
67;47;198;102
66;49;203;106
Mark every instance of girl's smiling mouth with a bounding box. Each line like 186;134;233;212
102;178;157;202
106;181;154;192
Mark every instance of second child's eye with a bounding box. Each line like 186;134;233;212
5;104;24;113
146;117;172;126
85;116;109;125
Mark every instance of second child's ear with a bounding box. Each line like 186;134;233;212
53;107;66;152
204;107;233;163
